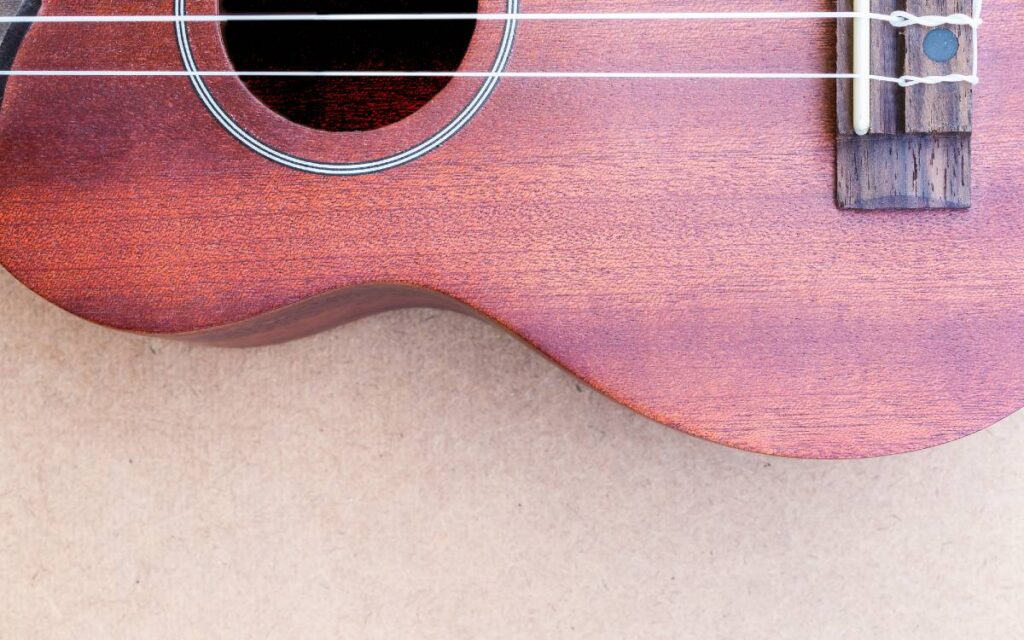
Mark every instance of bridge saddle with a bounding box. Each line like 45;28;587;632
836;0;974;210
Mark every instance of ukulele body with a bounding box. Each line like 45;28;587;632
2;0;1023;458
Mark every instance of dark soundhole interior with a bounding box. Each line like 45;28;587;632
221;0;478;132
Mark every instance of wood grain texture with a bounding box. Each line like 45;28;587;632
904;0;973;133
1;0;1022;458
836;0;972;209
836;132;971;208
836;0;903;136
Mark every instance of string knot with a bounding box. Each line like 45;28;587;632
888;10;982;29
897;73;980;87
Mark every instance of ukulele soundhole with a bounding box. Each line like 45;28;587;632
220;0;478;132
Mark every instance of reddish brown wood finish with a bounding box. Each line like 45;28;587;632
2;0;1023;458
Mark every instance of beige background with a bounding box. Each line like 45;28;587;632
1;268;1022;639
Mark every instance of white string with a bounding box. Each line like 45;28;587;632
0;5;982;87
898;0;983;86
0;70;975;86
0;11;982;27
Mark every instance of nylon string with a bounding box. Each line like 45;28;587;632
0;3;984;88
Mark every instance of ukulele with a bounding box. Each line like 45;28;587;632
1;1;1018;459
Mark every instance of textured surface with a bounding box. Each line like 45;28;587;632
0;0;11;41
1;268;1023;639
835;0;973;209
1;0;1023;459
904;0;974;133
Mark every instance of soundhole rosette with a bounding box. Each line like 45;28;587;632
174;0;518;176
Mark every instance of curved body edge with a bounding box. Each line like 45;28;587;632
174;287;1024;461
2;0;1024;459
12;273;1019;461
174;283;482;347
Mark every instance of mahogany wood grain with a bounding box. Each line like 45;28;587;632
1;0;1022;458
